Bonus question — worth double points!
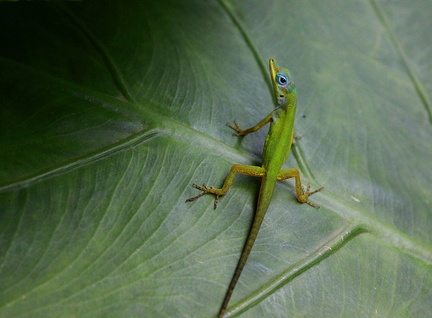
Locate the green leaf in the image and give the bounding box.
[1,1,431,317]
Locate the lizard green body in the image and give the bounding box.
[187,58,323,317]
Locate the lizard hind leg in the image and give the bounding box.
[276,168,323,208]
[186,184,221,209]
[186,164,266,209]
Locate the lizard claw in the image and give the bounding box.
[185,183,208,202]
[186,183,220,209]
[226,120,245,136]
[303,185,324,208]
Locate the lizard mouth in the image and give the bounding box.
[269,59,278,81]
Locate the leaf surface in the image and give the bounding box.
[0,1,431,317]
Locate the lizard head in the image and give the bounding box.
[269,58,296,106]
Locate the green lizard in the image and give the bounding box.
[186,58,323,317]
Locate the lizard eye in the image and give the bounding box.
[276,73,288,87]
